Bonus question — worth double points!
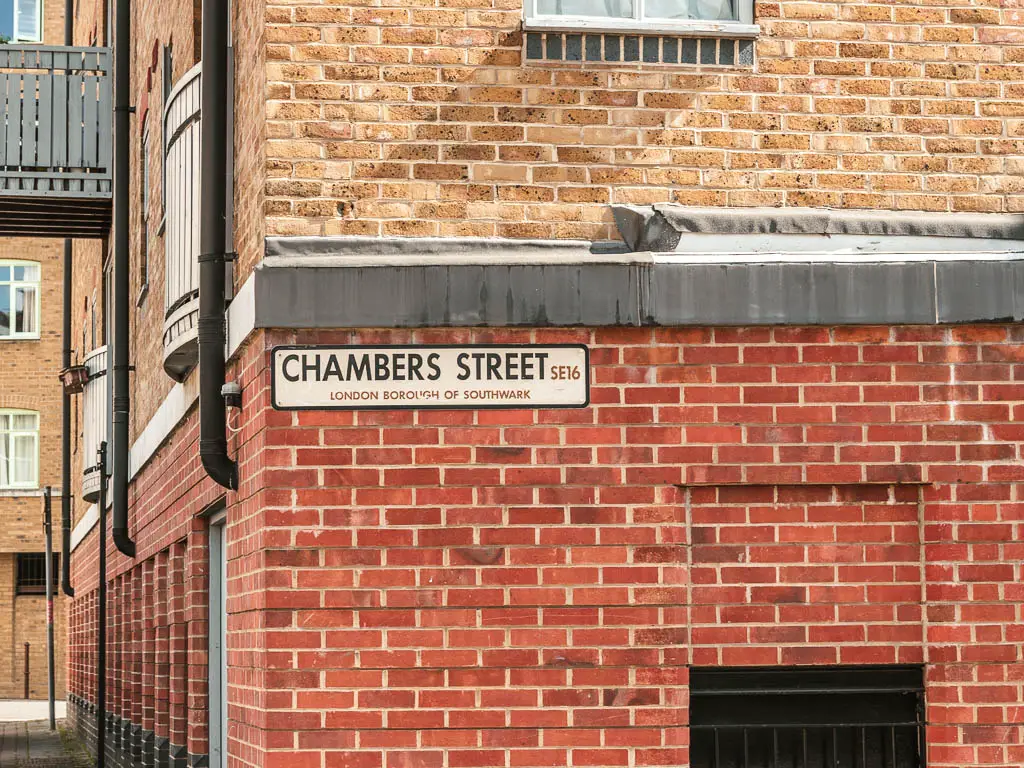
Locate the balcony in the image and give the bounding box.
[80,345,108,503]
[0,46,112,239]
[163,64,200,381]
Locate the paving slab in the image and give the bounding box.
[0,719,91,767]
[0,702,67,723]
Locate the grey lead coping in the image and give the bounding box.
[258,207,1024,327]
[613,205,1024,251]
[253,257,1024,328]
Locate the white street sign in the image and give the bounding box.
[271,345,590,410]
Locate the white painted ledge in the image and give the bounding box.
[227,272,255,361]
[70,504,98,553]
[128,376,200,481]
[0,488,63,498]
[523,17,759,37]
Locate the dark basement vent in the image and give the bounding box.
[690,666,926,768]
[525,32,754,67]
[16,552,59,595]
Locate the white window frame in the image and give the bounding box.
[523,0,757,37]
[0,260,41,340]
[139,128,151,304]
[12,0,43,43]
[0,409,40,489]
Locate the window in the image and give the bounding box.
[15,553,59,595]
[0,0,42,43]
[690,666,925,768]
[524,0,755,32]
[139,130,151,302]
[0,410,39,488]
[162,44,173,216]
[90,289,97,350]
[0,261,40,339]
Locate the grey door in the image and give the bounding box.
[208,513,227,768]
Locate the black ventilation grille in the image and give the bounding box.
[16,552,59,595]
[525,32,754,67]
[690,666,926,768]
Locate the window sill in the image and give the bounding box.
[0,334,41,342]
[0,486,41,495]
[523,17,759,38]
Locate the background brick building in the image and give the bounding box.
[39,0,1024,766]
[0,0,71,699]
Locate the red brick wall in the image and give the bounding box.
[70,324,1024,767]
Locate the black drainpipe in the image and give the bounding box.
[59,0,75,597]
[60,241,74,597]
[198,0,238,490]
[111,0,136,557]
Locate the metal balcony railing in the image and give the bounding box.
[80,345,108,503]
[0,46,112,238]
[163,63,201,381]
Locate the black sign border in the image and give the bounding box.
[270,343,591,411]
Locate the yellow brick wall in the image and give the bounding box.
[127,0,201,434]
[262,0,1024,241]
[41,0,64,44]
[0,239,64,547]
[69,0,201,456]
[0,551,67,699]
[0,0,72,701]
[69,0,263,449]
[233,0,268,281]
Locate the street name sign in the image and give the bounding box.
[271,345,590,410]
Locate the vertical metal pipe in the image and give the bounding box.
[23,643,29,699]
[97,442,108,768]
[60,240,74,598]
[60,0,75,602]
[112,0,136,558]
[198,0,238,491]
[44,487,56,729]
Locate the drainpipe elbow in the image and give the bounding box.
[201,439,238,491]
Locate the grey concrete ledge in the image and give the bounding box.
[253,255,1024,327]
